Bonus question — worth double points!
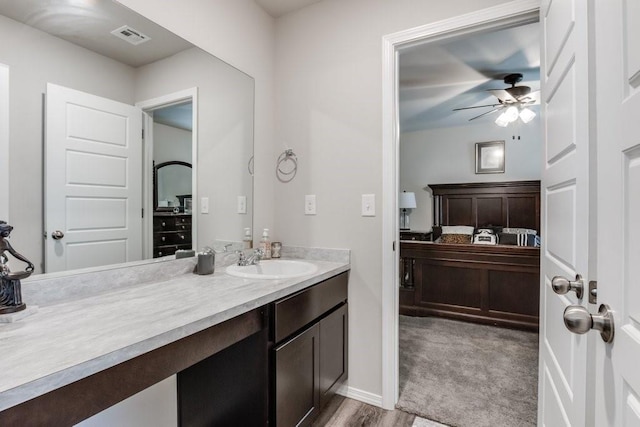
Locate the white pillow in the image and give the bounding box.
[441,225,475,235]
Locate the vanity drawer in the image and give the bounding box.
[272,272,348,343]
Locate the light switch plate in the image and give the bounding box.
[362,194,375,216]
[305,195,317,215]
[237,195,247,214]
[201,197,209,214]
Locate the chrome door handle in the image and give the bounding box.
[563,304,614,343]
[51,230,65,240]
[552,274,584,299]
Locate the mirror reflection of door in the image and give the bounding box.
[150,101,194,258]
[45,83,143,273]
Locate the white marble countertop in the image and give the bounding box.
[0,257,349,412]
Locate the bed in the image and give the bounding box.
[399,180,541,331]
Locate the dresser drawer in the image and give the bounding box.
[154,215,192,231]
[154,231,191,246]
[272,272,348,343]
[154,243,191,258]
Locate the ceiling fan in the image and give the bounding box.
[454,73,540,126]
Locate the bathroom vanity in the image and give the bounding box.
[0,251,349,426]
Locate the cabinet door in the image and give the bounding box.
[319,304,348,408]
[274,323,320,427]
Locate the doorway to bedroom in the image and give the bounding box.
[395,20,542,427]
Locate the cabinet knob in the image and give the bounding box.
[162,236,166,242]
[161,222,166,227]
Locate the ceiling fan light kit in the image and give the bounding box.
[455,73,539,127]
[495,105,536,127]
[519,107,536,123]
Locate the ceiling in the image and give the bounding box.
[154,102,193,131]
[254,0,322,18]
[399,22,540,132]
[0,0,193,67]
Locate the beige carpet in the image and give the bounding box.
[397,316,538,427]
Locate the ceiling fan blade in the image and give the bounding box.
[453,103,502,111]
[488,89,517,103]
[468,107,503,121]
[517,90,540,105]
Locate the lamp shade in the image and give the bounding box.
[399,191,417,209]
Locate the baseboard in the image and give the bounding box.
[336,385,383,408]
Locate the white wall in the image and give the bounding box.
[117,0,276,242]
[0,14,136,273]
[136,47,254,247]
[273,0,512,399]
[400,117,542,231]
[0,64,8,223]
[76,376,177,427]
[153,123,192,165]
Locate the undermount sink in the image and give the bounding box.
[226,260,318,279]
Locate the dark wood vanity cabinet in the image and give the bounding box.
[271,272,349,427]
[153,214,192,257]
[178,328,269,427]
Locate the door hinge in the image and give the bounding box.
[141,128,144,139]
[393,241,396,251]
[141,208,144,219]
[589,280,597,304]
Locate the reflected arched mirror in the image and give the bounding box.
[154,161,192,212]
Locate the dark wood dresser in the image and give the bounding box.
[153,213,192,257]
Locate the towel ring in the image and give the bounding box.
[276,149,297,183]
[247,155,254,176]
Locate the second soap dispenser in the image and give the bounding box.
[260,228,272,259]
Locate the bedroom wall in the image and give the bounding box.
[400,116,542,231]
[153,123,192,165]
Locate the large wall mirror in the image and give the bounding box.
[0,0,254,274]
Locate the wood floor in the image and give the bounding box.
[313,395,416,427]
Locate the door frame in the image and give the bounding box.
[380,0,540,410]
[136,88,199,259]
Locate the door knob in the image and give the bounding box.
[552,274,584,299]
[563,304,614,343]
[51,230,65,240]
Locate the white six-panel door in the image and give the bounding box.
[538,0,592,425]
[594,0,640,425]
[45,83,142,273]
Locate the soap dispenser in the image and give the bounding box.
[260,229,272,259]
[243,227,253,249]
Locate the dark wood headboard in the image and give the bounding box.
[428,180,541,232]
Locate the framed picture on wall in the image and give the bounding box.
[475,141,505,174]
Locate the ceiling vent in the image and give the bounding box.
[110,25,151,46]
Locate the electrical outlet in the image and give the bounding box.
[362,194,375,216]
[201,197,209,214]
[237,195,247,214]
[305,195,317,215]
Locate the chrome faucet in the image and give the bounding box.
[236,248,264,266]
